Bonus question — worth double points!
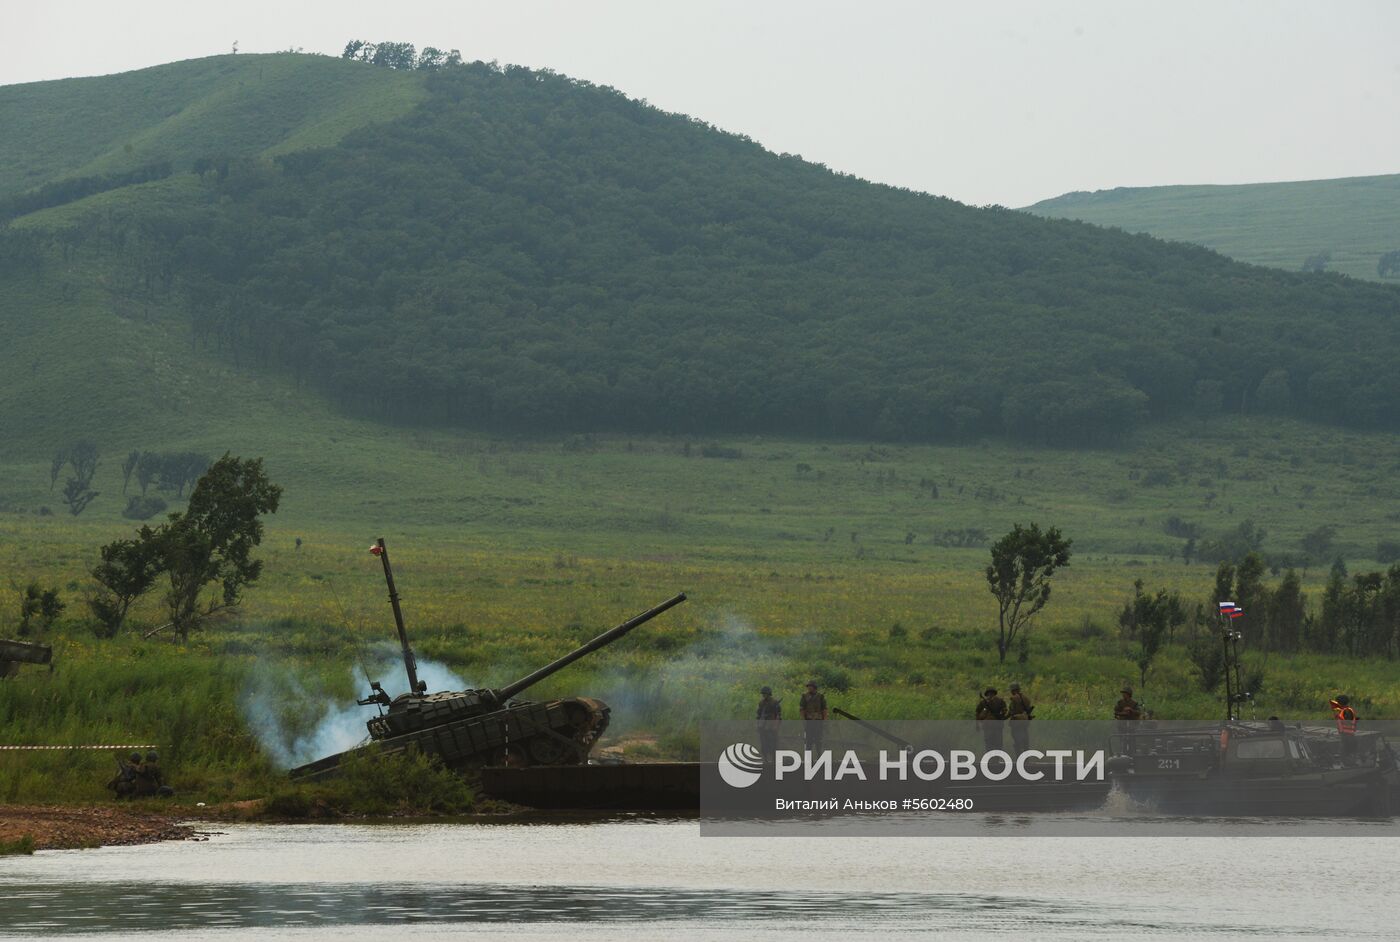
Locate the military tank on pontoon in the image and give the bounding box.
[290,538,685,781]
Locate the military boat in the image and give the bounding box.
[291,539,685,780]
[1106,617,1398,817]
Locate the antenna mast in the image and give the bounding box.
[371,537,423,696]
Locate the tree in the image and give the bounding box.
[121,450,141,494]
[89,529,163,637]
[1301,251,1331,273]
[18,582,63,635]
[49,450,66,492]
[1268,569,1306,653]
[155,454,282,640]
[1378,250,1400,279]
[1300,525,1338,564]
[135,451,161,496]
[1311,558,1348,653]
[985,523,1072,662]
[1255,369,1292,413]
[1119,579,1186,690]
[370,41,417,70]
[61,440,100,515]
[1234,553,1268,626]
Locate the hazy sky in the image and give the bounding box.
[7,0,1399,206]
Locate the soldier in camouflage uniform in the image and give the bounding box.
[755,686,782,764]
[1007,682,1034,756]
[799,680,828,754]
[975,687,1008,752]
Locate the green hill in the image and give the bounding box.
[2,53,1399,457]
[0,54,423,199]
[1024,175,1400,283]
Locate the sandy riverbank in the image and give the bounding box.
[0,805,197,851]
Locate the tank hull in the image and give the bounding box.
[289,696,610,782]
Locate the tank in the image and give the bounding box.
[0,638,52,679]
[290,538,685,781]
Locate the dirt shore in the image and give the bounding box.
[0,805,197,851]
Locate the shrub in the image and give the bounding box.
[1162,515,1202,539]
[18,583,62,636]
[303,748,474,816]
[1140,468,1176,487]
[122,495,168,520]
[0,835,35,856]
[931,528,988,548]
[264,789,313,818]
[810,666,853,694]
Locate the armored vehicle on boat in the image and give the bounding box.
[290,539,685,781]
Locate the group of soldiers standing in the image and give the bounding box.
[757,679,1138,760]
[755,680,828,762]
[977,683,1148,754]
[973,684,1036,755]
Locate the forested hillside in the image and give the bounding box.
[1026,175,1400,283]
[3,53,1399,448]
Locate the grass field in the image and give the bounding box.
[1025,174,1400,282]
[3,411,1400,806]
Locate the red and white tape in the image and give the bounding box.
[0,745,159,751]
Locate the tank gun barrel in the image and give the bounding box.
[832,707,914,753]
[493,593,687,702]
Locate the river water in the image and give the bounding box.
[3,815,1398,939]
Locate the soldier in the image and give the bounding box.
[799,680,828,754]
[975,687,1008,752]
[1114,686,1142,752]
[135,750,164,797]
[106,752,142,800]
[1007,682,1034,756]
[1113,687,1143,723]
[755,685,782,764]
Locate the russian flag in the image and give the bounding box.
[1228,606,1245,619]
[1218,601,1236,610]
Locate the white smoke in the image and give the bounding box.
[241,648,471,769]
[596,609,781,740]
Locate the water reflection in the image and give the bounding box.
[0,819,1389,939]
[0,881,1232,935]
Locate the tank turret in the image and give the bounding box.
[289,539,685,780]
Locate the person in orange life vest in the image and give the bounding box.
[1330,694,1359,764]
